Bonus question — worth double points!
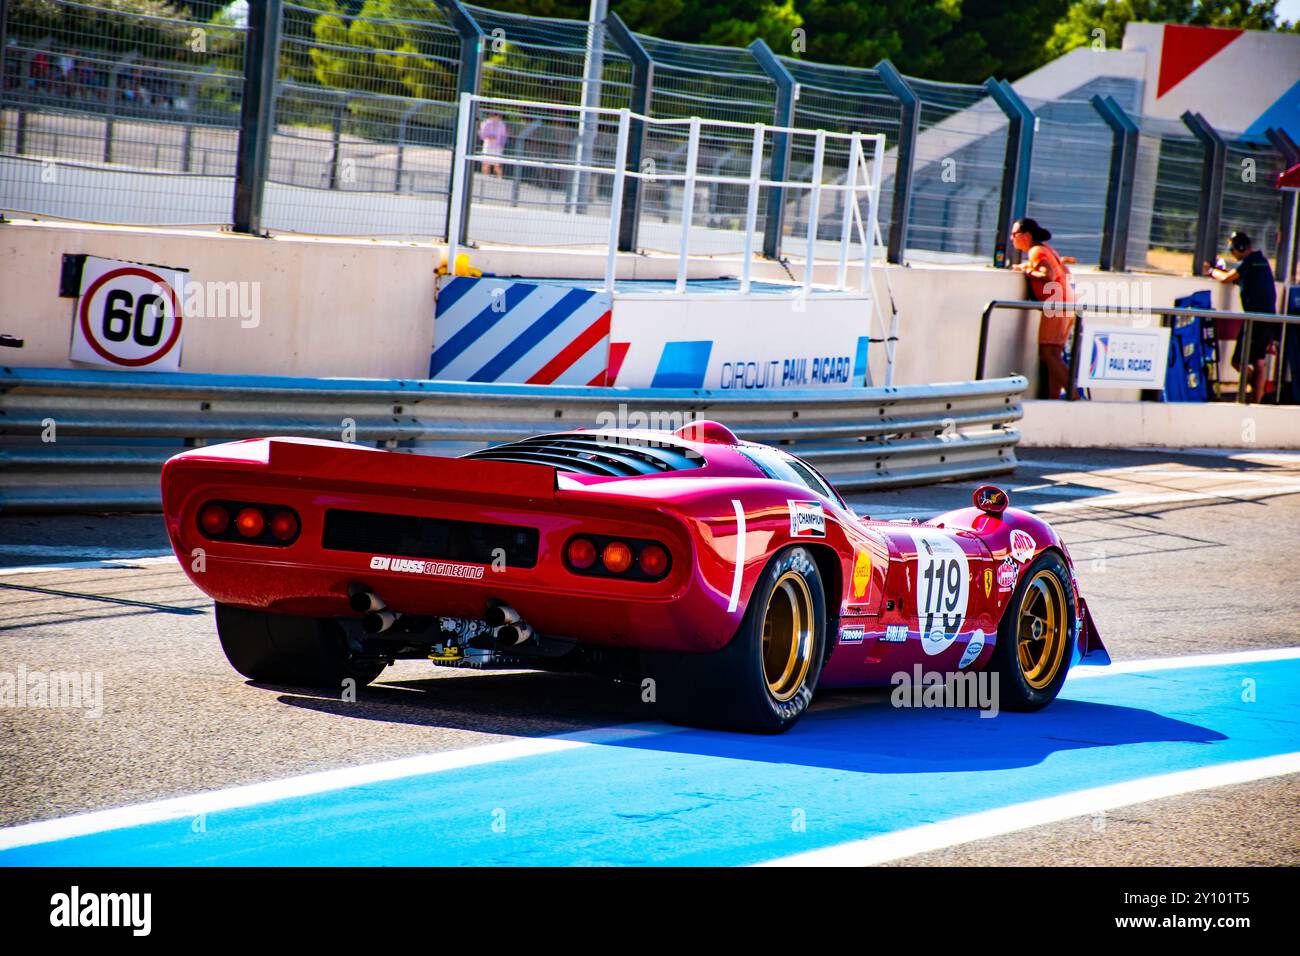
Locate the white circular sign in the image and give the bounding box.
[77,266,184,367]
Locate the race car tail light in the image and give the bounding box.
[269,510,299,542]
[638,544,669,577]
[566,537,597,570]
[563,534,671,582]
[235,507,265,538]
[199,502,229,536]
[198,500,300,547]
[602,541,633,574]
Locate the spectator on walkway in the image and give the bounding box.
[478,112,508,178]
[1011,217,1076,400]
[30,51,52,94]
[1205,231,1278,402]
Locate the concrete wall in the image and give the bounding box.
[1020,399,1300,449]
[0,219,1255,390]
[0,219,437,378]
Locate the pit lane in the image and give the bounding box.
[2,447,1298,865]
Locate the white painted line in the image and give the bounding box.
[757,751,1300,867]
[1138,449,1300,464]
[1019,455,1300,473]
[0,722,677,852]
[852,477,1300,520]
[1068,646,1300,679]
[1097,470,1300,483]
[0,555,178,576]
[727,498,745,613]
[1030,482,1300,514]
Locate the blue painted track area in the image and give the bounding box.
[3,656,1297,866]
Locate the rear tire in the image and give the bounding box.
[990,550,1076,711]
[649,546,827,734]
[215,603,386,689]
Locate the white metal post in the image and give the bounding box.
[676,117,701,295]
[740,122,765,294]
[864,134,884,295]
[605,108,631,293]
[446,90,474,274]
[803,128,826,293]
[867,134,897,386]
[836,133,860,289]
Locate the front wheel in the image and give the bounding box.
[990,550,1076,710]
[648,546,827,734]
[215,603,387,689]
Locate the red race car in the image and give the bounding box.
[161,421,1109,733]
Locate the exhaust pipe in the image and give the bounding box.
[363,609,402,634]
[484,601,521,628]
[349,584,386,614]
[467,620,535,649]
[493,622,534,646]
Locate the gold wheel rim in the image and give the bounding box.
[1017,569,1067,689]
[761,570,814,702]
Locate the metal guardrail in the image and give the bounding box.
[0,368,1026,513]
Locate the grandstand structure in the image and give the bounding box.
[0,0,1295,279]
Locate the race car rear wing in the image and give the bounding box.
[163,437,557,505]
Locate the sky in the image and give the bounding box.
[1278,0,1300,26]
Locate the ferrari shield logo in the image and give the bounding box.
[852,550,872,599]
[983,568,993,598]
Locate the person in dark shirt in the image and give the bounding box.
[1205,231,1278,402]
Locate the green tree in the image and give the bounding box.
[793,0,960,77]
[943,0,1072,84]
[9,0,199,55]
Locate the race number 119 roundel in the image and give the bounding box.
[71,256,187,371]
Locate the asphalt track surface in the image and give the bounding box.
[1,447,1298,866]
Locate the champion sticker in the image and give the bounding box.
[369,555,486,580]
[880,624,908,643]
[1009,529,1037,564]
[958,628,986,668]
[839,625,866,645]
[788,500,826,538]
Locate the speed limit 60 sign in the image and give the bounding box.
[70,256,187,371]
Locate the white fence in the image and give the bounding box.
[447,93,886,296]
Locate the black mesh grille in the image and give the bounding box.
[322,510,539,568]
[463,434,703,478]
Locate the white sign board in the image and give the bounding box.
[609,293,872,390]
[1076,323,1170,390]
[71,256,187,371]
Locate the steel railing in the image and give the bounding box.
[448,92,886,296]
[976,298,1300,403]
[0,367,1026,512]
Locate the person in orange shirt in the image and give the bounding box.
[1011,217,1076,400]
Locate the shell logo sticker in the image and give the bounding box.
[1009,529,1037,564]
[852,550,872,599]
